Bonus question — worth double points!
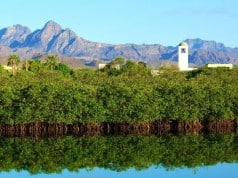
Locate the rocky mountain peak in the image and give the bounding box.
[63,28,77,38]
[0,24,31,47]
[22,20,63,50]
[46,28,78,54]
[0,21,238,66]
[40,20,62,42]
[43,20,62,33]
[13,24,30,31]
[185,38,226,51]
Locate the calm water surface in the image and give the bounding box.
[0,134,238,177]
[2,163,238,178]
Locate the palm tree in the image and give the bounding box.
[7,54,20,75]
[23,60,30,71]
[46,55,58,70]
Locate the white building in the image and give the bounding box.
[178,41,189,71]
[3,65,13,71]
[207,63,233,69]
[178,41,233,71]
[178,41,196,71]
[98,63,106,69]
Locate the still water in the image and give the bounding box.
[2,164,238,178]
[0,134,238,177]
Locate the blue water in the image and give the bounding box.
[2,163,238,178]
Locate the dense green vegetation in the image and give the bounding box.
[0,134,237,174]
[0,55,238,124]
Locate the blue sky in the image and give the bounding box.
[1,0,238,47]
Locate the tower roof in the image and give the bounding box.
[179,41,188,47]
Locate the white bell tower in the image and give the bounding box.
[178,41,189,71]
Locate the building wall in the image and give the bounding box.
[98,64,106,69]
[3,65,13,71]
[207,64,233,69]
[178,46,188,71]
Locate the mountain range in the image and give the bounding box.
[0,20,238,67]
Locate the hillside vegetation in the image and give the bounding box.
[0,56,238,124]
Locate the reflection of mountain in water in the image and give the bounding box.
[0,134,237,174]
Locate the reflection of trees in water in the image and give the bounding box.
[0,134,237,174]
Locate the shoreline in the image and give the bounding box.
[0,120,236,137]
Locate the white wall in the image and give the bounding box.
[178,46,188,71]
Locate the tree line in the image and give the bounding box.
[0,55,238,124]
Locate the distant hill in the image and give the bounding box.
[0,20,238,67]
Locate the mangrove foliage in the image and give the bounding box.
[0,56,238,124]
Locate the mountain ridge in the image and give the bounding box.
[0,20,238,66]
